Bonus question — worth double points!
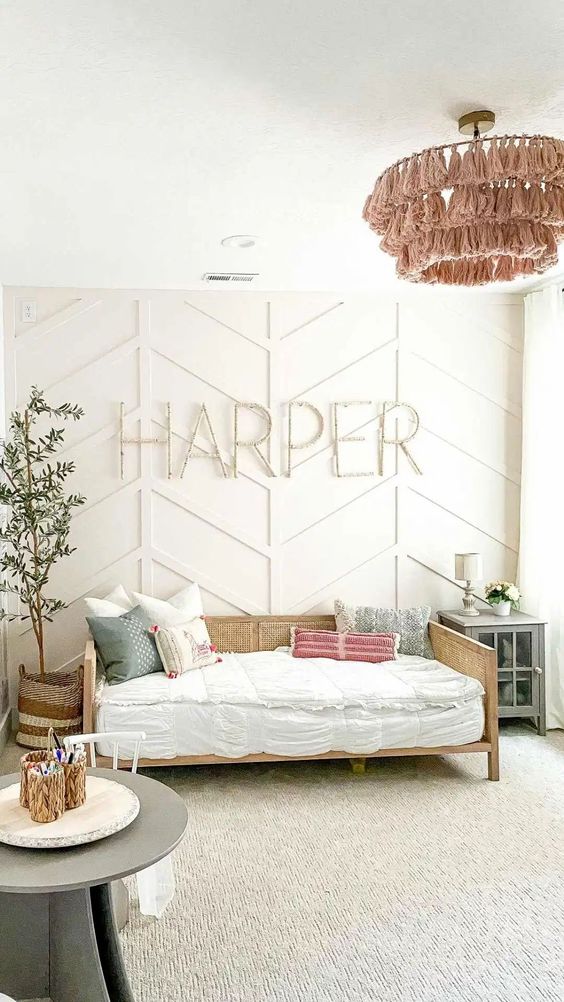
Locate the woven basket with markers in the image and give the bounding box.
[62,755,87,810]
[51,731,87,810]
[19,748,55,808]
[20,728,87,818]
[27,763,65,823]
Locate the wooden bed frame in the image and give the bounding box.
[83,616,499,780]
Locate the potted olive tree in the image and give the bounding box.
[0,387,86,748]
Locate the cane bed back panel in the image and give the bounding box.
[206,616,336,653]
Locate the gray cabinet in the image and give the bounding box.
[437,611,546,735]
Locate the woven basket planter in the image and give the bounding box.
[27,766,65,823]
[19,749,55,808]
[16,665,84,750]
[63,759,87,810]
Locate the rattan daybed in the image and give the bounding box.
[83,615,499,780]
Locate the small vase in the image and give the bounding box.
[492,601,511,617]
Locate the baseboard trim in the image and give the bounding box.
[0,707,11,755]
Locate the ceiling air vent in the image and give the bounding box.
[202,272,258,284]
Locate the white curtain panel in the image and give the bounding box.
[137,856,176,918]
[520,283,564,728]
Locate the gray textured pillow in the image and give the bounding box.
[334,600,434,659]
[86,605,163,685]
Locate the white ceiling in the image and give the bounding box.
[2,1,564,292]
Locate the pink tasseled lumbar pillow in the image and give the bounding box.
[291,628,399,663]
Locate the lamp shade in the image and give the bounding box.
[455,552,482,581]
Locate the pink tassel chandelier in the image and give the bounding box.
[362,110,564,285]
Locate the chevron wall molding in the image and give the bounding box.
[3,288,523,701]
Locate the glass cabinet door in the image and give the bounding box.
[473,626,539,716]
[498,671,514,708]
[516,671,533,706]
[516,631,532,669]
[514,630,538,712]
[497,633,514,673]
[477,632,495,650]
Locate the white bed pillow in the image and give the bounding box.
[132,583,204,627]
[84,584,133,618]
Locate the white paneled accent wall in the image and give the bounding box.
[3,289,523,698]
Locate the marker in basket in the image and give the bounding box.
[30,762,62,776]
[66,744,86,765]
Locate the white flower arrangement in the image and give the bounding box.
[484,580,521,608]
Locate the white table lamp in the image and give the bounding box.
[455,552,482,616]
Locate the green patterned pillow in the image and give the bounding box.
[334,600,434,659]
[86,605,163,685]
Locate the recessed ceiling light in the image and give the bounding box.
[221,234,258,249]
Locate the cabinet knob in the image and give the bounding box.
[534,666,543,675]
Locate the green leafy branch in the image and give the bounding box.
[0,387,86,676]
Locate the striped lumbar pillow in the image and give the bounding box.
[292,628,399,663]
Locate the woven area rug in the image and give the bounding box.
[119,725,564,1002]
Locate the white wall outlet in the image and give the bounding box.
[21,300,37,323]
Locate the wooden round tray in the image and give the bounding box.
[0,775,140,849]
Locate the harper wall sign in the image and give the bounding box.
[119,399,422,480]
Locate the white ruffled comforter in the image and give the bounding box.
[98,649,483,710]
[96,651,485,759]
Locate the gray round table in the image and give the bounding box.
[0,768,188,1002]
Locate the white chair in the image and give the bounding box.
[64,731,176,920]
[64,730,145,772]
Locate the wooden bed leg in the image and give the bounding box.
[349,758,366,775]
[488,748,500,782]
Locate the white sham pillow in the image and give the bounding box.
[84,584,133,618]
[132,583,204,627]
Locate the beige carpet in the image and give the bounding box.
[120,726,564,1002]
[2,728,563,1002]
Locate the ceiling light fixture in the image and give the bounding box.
[362,110,564,285]
[221,235,258,249]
